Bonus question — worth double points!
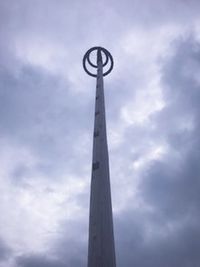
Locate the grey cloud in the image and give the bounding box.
[49,216,88,267]
[134,36,200,266]
[141,37,200,222]
[103,35,200,267]
[0,60,93,183]
[0,238,12,261]
[16,254,66,267]
[110,0,200,26]
[15,218,89,267]
[115,204,200,267]
[16,253,85,267]
[116,214,200,267]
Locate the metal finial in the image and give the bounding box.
[83,46,114,77]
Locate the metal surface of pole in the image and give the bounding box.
[83,47,116,267]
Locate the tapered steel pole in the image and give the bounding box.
[83,47,116,267]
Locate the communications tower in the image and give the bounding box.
[83,47,116,267]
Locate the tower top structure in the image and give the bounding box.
[83,47,116,267]
[83,46,114,77]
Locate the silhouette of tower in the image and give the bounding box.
[83,47,116,267]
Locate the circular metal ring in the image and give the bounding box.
[87,47,109,68]
[83,46,114,77]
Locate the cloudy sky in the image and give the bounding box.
[1,0,200,266]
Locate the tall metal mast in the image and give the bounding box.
[83,47,116,267]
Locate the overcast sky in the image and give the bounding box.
[1,0,200,266]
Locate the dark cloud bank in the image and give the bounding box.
[114,36,200,267]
